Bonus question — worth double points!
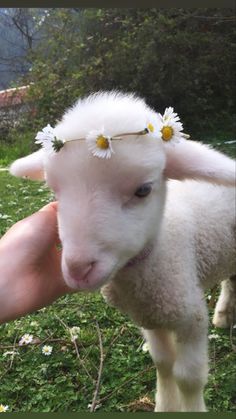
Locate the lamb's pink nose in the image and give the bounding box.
[65,257,95,282]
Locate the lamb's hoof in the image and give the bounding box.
[213,310,235,329]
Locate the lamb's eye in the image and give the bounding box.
[135,183,152,198]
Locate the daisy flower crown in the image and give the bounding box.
[35,107,190,159]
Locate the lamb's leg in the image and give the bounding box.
[213,276,236,328]
[173,312,208,412]
[142,328,181,412]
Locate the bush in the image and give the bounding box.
[23,8,236,139]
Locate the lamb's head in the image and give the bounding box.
[46,133,166,290]
[36,92,167,290]
[10,92,236,291]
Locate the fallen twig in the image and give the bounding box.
[90,321,104,412]
[9,334,18,369]
[103,325,126,362]
[0,338,71,349]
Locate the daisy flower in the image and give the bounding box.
[19,333,33,346]
[146,113,163,139]
[42,345,53,356]
[159,108,184,143]
[147,122,155,134]
[0,404,9,413]
[162,107,181,124]
[146,109,186,144]
[35,124,65,153]
[86,129,114,159]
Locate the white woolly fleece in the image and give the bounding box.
[54,91,157,140]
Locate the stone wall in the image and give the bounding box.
[0,86,34,137]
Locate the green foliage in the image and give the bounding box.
[20,8,236,139]
[0,169,235,413]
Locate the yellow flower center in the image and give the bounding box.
[161,126,174,141]
[147,123,154,133]
[96,135,109,149]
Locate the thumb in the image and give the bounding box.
[39,201,58,214]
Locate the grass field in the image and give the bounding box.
[0,141,235,412]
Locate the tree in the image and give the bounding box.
[0,8,47,88]
[12,8,236,137]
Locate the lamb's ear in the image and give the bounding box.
[9,149,45,180]
[164,140,235,186]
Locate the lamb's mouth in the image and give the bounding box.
[63,272,108,291]
[63,245,153,291]
[124,243,154,268]
[63,265,118,292]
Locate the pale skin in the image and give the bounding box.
[0,202,72,324]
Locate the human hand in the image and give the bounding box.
[0,202,72,324]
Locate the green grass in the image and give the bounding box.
[0,145,235,412]
[0,130,37,167]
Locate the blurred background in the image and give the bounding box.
[0,8,235,166]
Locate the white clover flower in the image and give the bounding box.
[70,326,81,342]
[87,403,101,411]
[30,321,39,327]
[86,129,114,159]
[70,326,81,335]
[0,404,9,413]
[142,342,149,353]
[208,333,220,340]
[42,345,53,356]
[19,333,33,346]
[35,124,65,153]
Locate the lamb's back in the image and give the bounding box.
[165,180,236,288]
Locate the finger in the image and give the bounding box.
[1,201,61,257]
[38,201,61,246]
[39,201,58,213]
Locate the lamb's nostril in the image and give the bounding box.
[65,257,96,281]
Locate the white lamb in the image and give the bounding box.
[10,92,236,412]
